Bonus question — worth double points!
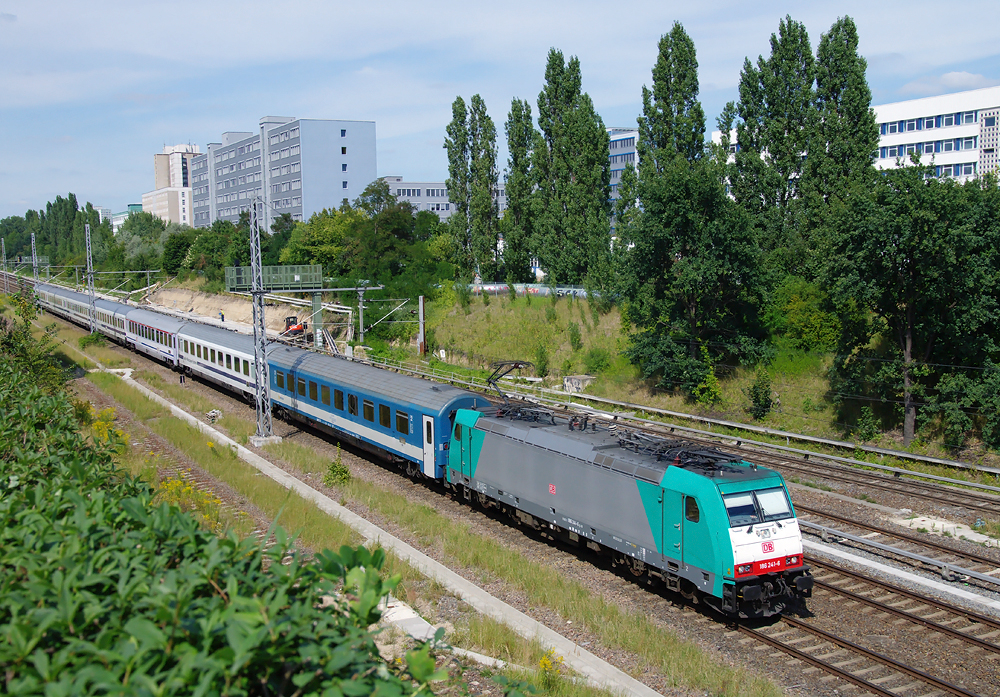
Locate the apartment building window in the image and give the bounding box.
[985,116,997,127]
[341,147,347,154]
[342,163,347,171]
[342,181,348,188]
[341,129,346,137]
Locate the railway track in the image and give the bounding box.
[739,615,981,697]
[797,505,1000,583]
[809,559,1000,654]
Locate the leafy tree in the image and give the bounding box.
[532,49,611,284]
[502,97,536,283]
[801,16,878,244]
[731,15,816,274]
[264,212,295,265]
[444,96,472,274]
[162,229,195,274]
[468,95,501,282]
[824,162,1000,446]
[0,287,66,393]
[616,24,766,395]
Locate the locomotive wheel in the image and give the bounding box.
[405,460,419,477]
[475,490,491,508]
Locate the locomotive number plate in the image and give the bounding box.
[761,541,774,553]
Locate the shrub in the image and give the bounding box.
[545,306,557,323]
[535,344,549,379]
[855,405,879,443]
[744,369,773,420]
[583,347,612,374]
[568,322,582,351]
[323,444,351,486]
[78,332,107,349]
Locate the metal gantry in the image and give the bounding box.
[85,223,96,333]
[249,198,274,439]
[1,238,7,294]
[31,233,38,282]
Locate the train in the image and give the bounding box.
[27,280,813,618]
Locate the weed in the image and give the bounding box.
[545,306,558,324]
[78,333,107,349]
[583,347,611,374]
[538,649,565,691]
[323,445,351,486]
[744,370,773,420]
[535,344,549,379]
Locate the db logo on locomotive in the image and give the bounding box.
[761,541,775,553]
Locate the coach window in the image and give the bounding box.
[348,394,357,415]
[321,385,330,405]
[243,359,250,376]
[685,496,700,524]
[197,344,202,358]
[218,352,224,367]
[396,410,408,434]
[363,399,374,422]
[379,404,390,428]
[297,377,306,396]
[226,354,232,370]
[183,340,188,353]
[335,389,344,410]
[211,349,216,363]
[309,381,318,401]
[276,371,285,389]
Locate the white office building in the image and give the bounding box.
[873,85,1000,181]
[190,117,377,229]
[383,176,507,220]
[608,127,638,201]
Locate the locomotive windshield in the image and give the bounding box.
[723,487,793,527]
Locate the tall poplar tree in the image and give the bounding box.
[801,16,879,234]
[468,95,500,282]
[444,97,472,274]
[731,15,816,273]
[616,23,764,397]
[501,97,536,283]
[533,49,611,284]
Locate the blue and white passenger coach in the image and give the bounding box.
[177,322,258,401]
[268,345,484,476]
[125,308,185,367]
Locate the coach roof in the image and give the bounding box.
[125,307,188,333]
[179,322,257,354]
[269,345,479,413]
[36,283,132,315]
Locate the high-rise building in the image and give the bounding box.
[142,144,200,226]
[190,117,377,229]
[382,176,508,220]
[873,85,1000,181]
[608,127,638,201]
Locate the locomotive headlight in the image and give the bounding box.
[736,563,754,575]
[785,555,800,566]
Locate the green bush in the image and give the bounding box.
[568,322,582,351]
[323,444,351,486]
[0,362,442,695]
[583,347,611,374]
[744,369,773,420]
[78,332,107,349]
[855,405,879,443]
[545,306,557,324]
[535,344,549,379]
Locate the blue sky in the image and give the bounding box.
[2,0,999,218]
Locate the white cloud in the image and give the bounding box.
[900,71,1000,96]
[0,12,16,22]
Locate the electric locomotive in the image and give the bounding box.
[448,405,813,618]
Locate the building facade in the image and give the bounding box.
[873,85,1000,181]
[608,127,638,201]
[111,204,143,234]
[383,176,510,220]
[142,144,200,226]
[190,117,377,229]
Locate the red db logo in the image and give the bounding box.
[548,484,556,495]
[761,541,774,553]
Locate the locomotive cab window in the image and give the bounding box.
[722,487,792,527]
[275,371,284,389]
[454,423,462,439]
[321,385,330,405]
[395,410,408,433]
[348,394,357,415]
[309,381,318,401]
[335,389,344,410]
[363,399,374,422]
[685,496,700,523]
[379,404,390,428]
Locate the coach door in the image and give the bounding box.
[421,415,436,477]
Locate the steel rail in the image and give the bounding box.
[798,504,1000,571]
[779,616,981,697]
[813,578,1000,653]
[736,624,900,697]
[809,559,1000,632]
